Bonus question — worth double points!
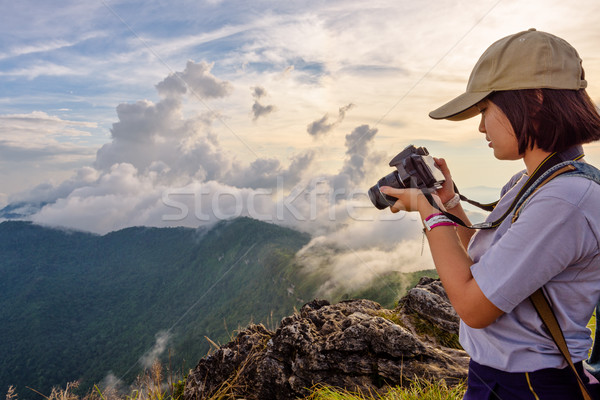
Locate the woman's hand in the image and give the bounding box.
[433,157,456,204]
[380,158,455,213]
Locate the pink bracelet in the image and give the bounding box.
[423,213,457,231]
[428,221,458,229]
[424,212,444,222]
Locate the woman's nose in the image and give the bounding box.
[478,114,486,133]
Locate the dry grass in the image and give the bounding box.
[304,378,466,400]
[8,360,465,400]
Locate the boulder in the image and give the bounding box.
[184,277,468,400]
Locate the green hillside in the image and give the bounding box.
[0,218,436,397]
[0,218,313,397]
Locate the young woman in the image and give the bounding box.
[381,29,600,399]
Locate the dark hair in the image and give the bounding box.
[489,88,600,154]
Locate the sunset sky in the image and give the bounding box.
[2,0,600,281]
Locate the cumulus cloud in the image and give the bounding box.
[156,60,232,99]
[250,85,276,121]
[94,97,230,181]
[327,124,379,195]
[252,86,267,99]
[307,103,355,137]
[252,102,275,121]
[9,61,309,233]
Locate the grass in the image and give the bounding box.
[15,297,596,400]
[300,378,466,400]
[7,362,466,400]
[8,361,186,400]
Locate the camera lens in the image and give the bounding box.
[368,171,404,209]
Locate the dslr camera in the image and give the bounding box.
[368,145,445,209]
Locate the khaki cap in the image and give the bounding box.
[429,28,587,121]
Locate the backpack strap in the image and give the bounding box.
[512,162,594,400]
[585,304,600,378]
[511,164,577,222]
[530,289,593,400]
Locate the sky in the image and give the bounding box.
[2,0,600,293]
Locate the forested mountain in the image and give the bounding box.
[0,218,435,398]
[1,218,315,397]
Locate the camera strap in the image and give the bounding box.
[424,147,585,230]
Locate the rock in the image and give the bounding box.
[396,276,461,348]
[184,277,469,400]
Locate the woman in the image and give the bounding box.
[381,29,600,399]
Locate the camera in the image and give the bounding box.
[368,145,445,209]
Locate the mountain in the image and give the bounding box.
[0,201,47,219]
[0,218,314,397]
[0,218,436,398]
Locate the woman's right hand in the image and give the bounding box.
[433,157,456,204]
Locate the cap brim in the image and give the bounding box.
[429,91,492,121]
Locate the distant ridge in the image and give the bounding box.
[0,201,48,219]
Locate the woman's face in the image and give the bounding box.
[477,100,520,160]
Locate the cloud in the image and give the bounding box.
[252,102,275,121]
[0,140,94,162]
[156,60,233,99]
[99,372,126,396]
[250,86,276,121]
[0,111,95,139]
[139,330,172,369]
[227,150,315,190]
[7,167,99,208]
[307,103,355,137]
[0,63,86,80]
[342,124,376,178]
[252,86,267,99]
[21,92,378,242]
[8,57,432,304]
[94,62,235,181]
[10,61,312,233]
[0,111,97,166]
[297,232,433,298]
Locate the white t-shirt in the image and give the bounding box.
[460,167,600,372]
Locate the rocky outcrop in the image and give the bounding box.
[184,277,468,400]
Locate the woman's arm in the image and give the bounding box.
[381,186,503,328]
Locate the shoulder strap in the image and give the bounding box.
[519,162,597,400]
[530,289,593,400]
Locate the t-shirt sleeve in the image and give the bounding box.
[471,181,596,313]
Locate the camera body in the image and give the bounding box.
[368,145,445,209]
